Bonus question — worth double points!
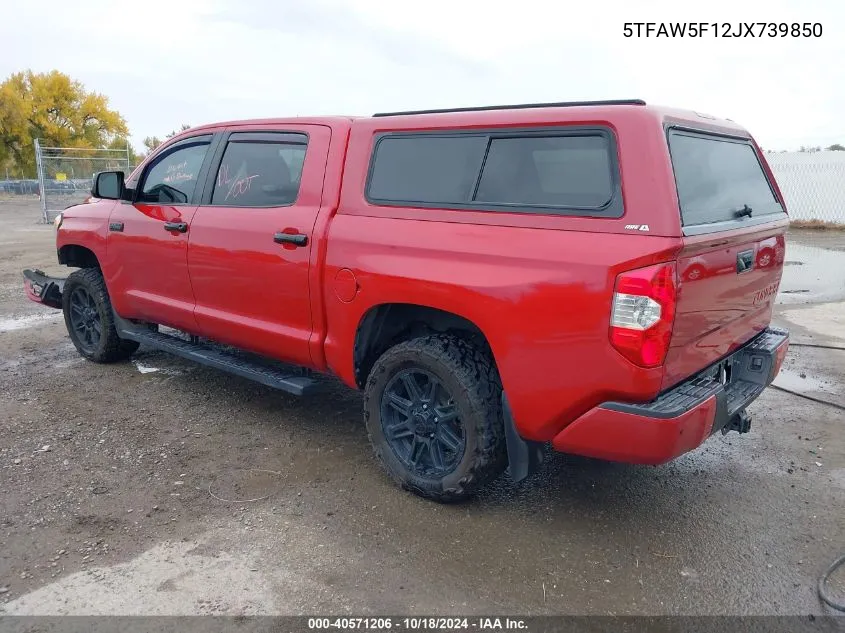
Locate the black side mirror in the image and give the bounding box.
[92,171,125,200]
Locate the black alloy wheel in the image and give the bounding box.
[67,285,102,354]
[380,368,466,478]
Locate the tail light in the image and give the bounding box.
[609,262,678,368]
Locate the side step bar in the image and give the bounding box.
[115,319,321,397]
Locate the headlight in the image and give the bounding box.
[53,213,63,230]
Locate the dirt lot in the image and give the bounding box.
[0,199,843,615]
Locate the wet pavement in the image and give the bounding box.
[0,200,843,616]
[778,229,845,305]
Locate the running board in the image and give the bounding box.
[117,326,321,396]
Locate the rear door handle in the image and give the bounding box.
[164,222,188,233]
[274,232,308,247]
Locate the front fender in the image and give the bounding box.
[55,200,115,267]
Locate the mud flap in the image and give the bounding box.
[502,392,544,482]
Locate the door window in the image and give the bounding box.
[138,141,210,204]
[211,137,307,207]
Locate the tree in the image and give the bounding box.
[167,124,191,139]
[142,136,163,154]
[0,70,128,176]
[106,136,141,172]
[138,124,191,160]
[826,143,845,151]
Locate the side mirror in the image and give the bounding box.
[92,171,125,200]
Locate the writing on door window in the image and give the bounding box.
[163,160,194,184]
[217,163,260,201]
[210,137,307,207]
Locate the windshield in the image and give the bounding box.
[668,130,783,226]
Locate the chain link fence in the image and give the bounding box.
[766,151,845,227]
[33,139,134,222]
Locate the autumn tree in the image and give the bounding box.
[0,70,128,177]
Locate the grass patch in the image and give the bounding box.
[790,219,845,230]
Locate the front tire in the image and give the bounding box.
[363,335,507,502]
[62,268,139,362]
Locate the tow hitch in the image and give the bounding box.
[23,269,65,309]
[723,409,752,435]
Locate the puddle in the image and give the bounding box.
[780,303,845,342]
[777,241,845,305]
[0,311,63,333]
[772,366,841,396]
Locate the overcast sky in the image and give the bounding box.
[3,0,843,151]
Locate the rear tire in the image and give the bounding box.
[363,335,507,502]
[62,268,139,362]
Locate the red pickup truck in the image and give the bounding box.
[24,100,789,502]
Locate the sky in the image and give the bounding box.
[2,0,843,152]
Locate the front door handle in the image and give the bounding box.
[274,232,308,247]
[164,222,188,233]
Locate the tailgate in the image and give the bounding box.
[662,128,788,389]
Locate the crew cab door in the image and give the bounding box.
[186,125,331,367]
[106,134,217,332]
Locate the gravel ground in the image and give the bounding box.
[0,199,843,615]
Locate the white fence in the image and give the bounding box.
[766,151,845,225]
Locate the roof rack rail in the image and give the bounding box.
[372,99,646,117]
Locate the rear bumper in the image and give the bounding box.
[552,327,789,464]
[23,269,65,309]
